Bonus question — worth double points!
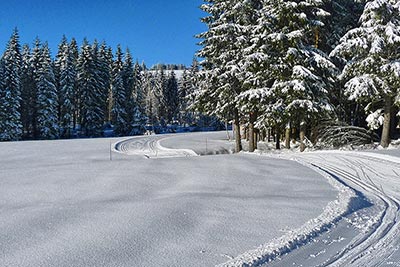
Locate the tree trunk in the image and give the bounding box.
[300,121,306,152]
[292,127,297,144]
[249,111,257,152]
[234,108,242,153]
[225,120,231,140]
[276,125,281,150]
[268,128,271,142]
[255,129,259,149]
[381,97,392,148]
[285,122,291,149]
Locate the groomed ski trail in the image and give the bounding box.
[302,152,400,267]
[114,135,198,158]
[115,134,400,266]
[223,151,400,267]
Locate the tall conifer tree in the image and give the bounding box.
[0,29,23,140]
[332,0,400,147]
[36,43,59,139]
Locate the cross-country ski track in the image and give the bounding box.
[254,151,400,267]
[115,133,400,266]
[0,132,399,266]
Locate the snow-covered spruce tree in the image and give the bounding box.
[35,43,59,139]
[77,39,104,137]
[131,61,147,133]
[54,36,68,120]
[181,58,201,127]
[178,69,192,125]
[20,44,36,139]
[29,39,44,139]
[122,48,136,134]
[319,0,366,53]
[317,0,366,122]
[0,59,5,137]
[143,70,158,127]
[154,68,168,126]
[196,0,259,152]
[164,70,179,124]
[0,29,23,141]
[96,42,111,125]
[331,0,400,148]
[56,36,77,138]
[99,45,114,124]
[69,38,80,129]
[111,45,128,136]
[240,0,336,151]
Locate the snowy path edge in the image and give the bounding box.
[218,154,355,267]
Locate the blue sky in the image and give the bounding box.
[0,0,206,67]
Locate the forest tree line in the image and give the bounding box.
[0,31,212,141]
[194,0,400,151]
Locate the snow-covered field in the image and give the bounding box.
[0,132,336,267]
[1,132,399,266]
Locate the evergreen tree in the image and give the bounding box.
[196,0,259,152]
[320,0,365,53]
[77,39,104,137]
[111,45,128,136]
[90,41,109,130]
[122,48,135,133]
[143,70,157,126]
[0,29,23,141]
[36,43,59,139]
[132,61,147,131]
[155,68,167,125]
[186,58,202,126]
[69,38,79,129]
[20,44,36,138]
[239,0,336,151]
[165,70,179,123]
[318,0,366,122]
[54,35,68,122]
[57,36,77,138]
[97,42,112,124]
[178,69,192,125]
[29,38,43,139]
[331,0,400,147]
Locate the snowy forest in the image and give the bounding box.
[1,0,400,151]
[0,32,214,141]
[195,0,400,152]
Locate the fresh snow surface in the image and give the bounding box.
[160,134,400,266]
[0,132,337,267]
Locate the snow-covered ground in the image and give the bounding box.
[0,132,336,267]
[1,132,399,266]
[267,151,400,267]
[155,133,400,266]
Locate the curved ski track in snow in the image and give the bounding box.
[115,135,400,266]
[114,135,198,158]
[222,152,400,267]
[307,152,400,267]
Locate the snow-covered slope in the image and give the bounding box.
[2,132,398,266]
[0,133,336,267]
